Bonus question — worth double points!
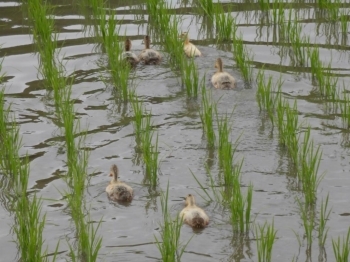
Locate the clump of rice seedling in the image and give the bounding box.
[332,227,350,262]
[214,5,236,42]
[196,0,215,17]
[339,9,349,35]
[298,127,323,206]
[256,69,283,124]
[181,59,201,98]
[255,220,277,262]
[199,86,216,148]
[318,195,331,247]
[155,183,191,262]
[232,33,254,84]
[288,18,308,67]
[0,90,52,261]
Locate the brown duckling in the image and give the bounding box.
[211,58,236,89]
[179,194,209,228]
[122,38,139,66]
[106,164,133,202]
[138,35,162,65]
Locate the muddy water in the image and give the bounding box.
[1,0,350,261]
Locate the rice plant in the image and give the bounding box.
[214,5,236,42]
[181,59,200,98]
[256,69,283,124]
[255,220,277,262]
[232,34,254,84]
[298,127,323,206]
[318,195,331,247]
[332,227,350,262]
[196,0,215,18]
[199,86,216,148]
[0,90,52,261]
[155,183,191,262]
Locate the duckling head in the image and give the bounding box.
[125,38,132,52]
[179,31,190,44]
[109,164,119,182]
[185,194,196,207]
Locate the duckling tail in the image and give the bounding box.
[192,216,205,228]
[118,186,133,202]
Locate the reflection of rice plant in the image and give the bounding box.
[214,5,236,42]
[255,220,277,262]
[199,87,216,148]
[155,183,190,262]
[297,199,315,250]
[332,227,350,262]
[318,195,331,247]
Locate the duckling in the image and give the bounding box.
[106,164,133,202]
[122,38,139,66]
[138,35,162,65]
[211,58,236,89]
[179,32,202,58]
[179,194,209,228]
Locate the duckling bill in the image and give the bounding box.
[106,164,133,202]
[179,194,209,228]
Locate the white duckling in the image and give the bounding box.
[106,164,133,202]
[211,58,236,89]
[179,32,202,58]
[179,194,209,228]
[122,38,139,66]
[138,35,162,64]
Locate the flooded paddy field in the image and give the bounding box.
[0,0,350,261]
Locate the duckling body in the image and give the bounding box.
[138,35,162,65]
[211,58,236,89]
[122,38,139,66]
[180,32,202,58]
[179,194,209,228]
[106,164,133,202]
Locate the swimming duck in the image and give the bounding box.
[106,164,133,202]
[138,35,162,64]
[211,58,236,89]
[179,194,209,228]
[179,32,202,58]
[122,38,139,66]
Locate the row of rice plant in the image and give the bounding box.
[89,0,133,101]
[129,93,159,188]
[0,87,54,261]
[24,0,103,260]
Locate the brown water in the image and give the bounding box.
[1,0,350,261]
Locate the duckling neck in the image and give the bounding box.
[125,42,131,52]
[184,36,190,45]
[145,39,150,49]
[217,62,223,73]
[110,176,118,184]
[187,197,196,207]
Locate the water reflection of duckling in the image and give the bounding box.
[122,38,139,66]
[106,164,133,202]
[211,58,236,89]
[138,35,162,64]
[179,32,202,57]
[179,194,209,228]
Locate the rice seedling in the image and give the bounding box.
[318,195,331,247]
[232,34,254,84]
[339,9,349,35]
[129,92,144,141]
[255,220,277,262]
[288,18,308,67]
[214,5,236,42]
[196,0,215,18]
[230,181,253,233]
[199,86,216,148]
[258,0,271,12]
[256,69,283,124]
[181,58,200,98]
[298,127,323,206]
[332,227,350,262]
[155,183,191,262]
[297,198,315,251]
[142,130,159,187]
[340,92,350,128]
[0,90,52,261]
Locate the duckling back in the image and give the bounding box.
[191,212,206,228]
[106,183,133,202]
[211,72,236,89]
[138,49,162,65]
[122,51,139,66]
